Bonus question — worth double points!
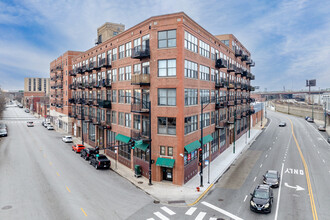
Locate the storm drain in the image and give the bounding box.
[2,205,12,210]
[137,181,143,184]
[218,198,224,202]
[168,200,185,204]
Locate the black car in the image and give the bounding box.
[279,122,286,127]
[307,117,314,123]
[327,137,330,144]
[81,147,99,160]
[90,154,110,169]
[250,184,273,213]
[263,170,280,188]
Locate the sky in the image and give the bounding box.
[0,0,329,92]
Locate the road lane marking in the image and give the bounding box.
[318,151,320,154]
[265,154,268,158]
[289,118,318,220]
[195,212,206,220]
[56,172,60,176]
[275,163,284,220]
[284,182,305,191]
[185,207,197,215]
[146,218,155,220]
[66,186,71,193]
[81,208,87,217]
[260,164,262,168]
[243,195,247,202]
[253,177,257,182]
[154,212,169,220]
[161,207,175,215]
[201,201,243,220]
[323,160,325,163]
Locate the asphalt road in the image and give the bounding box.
[0,106,154,220]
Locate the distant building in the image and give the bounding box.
[24,77,50,95]
[96,22,125,44]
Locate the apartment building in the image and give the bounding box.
[24,77,50,95]
[69,12,255,185]
[49,51,82,133]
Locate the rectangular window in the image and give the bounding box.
[142,62,150,74]
[118,112,124,126]
[119,44,125,59]
[184,31,198,53]
[200,112,210,128]
[160,146,166,156]
[199,40,210,58]
[184,88,198,106]
[168,147,173,156]
[211,47,216,60]
[184,60,198,79]
[112,111,117,124]
[125,42,131,57]
[158,30,176,48]
[133,115,141,130]
[158,88,176,106]
[112,69,117,82]
[112,90,117,103]
[112,48,117,61]
[119,67,125,81]
[125,66,131,80]
[134,64,141,75]
[200,65,210,81]
[125,90,131,104]
[125,113,131,127]
[184,115,198,135]
[200,89,210,103]
[158,117,176,135]
[158,59,176,77]
[118,90,125,103]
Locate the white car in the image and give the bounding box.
[27,121,34,127]
[62,136,73,143]
[44,122,50,128]
[47,125,54,130]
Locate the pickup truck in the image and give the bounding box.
[89,154,110,169]
[80,147,99,160]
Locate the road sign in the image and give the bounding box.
[205,160,209,165]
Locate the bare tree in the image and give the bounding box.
[0,88,6,118]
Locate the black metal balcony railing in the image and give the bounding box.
[69,83,76,90]
[131,74,150,85]
[249,60,255,67]
[94,81,101,88]
[82,65,87,73]
[98,100,111,109]
[235,49,242,57]
[235,67,242,75]
[131,45,150,60]
[215,119,227,129]
[93,99,100,106]
[77,67,83,74]
[84,115,92,122]
[86,98,93,106]
[68,98,75,104]
[246,58,253,65]
[69,70,76,76]
[92,117,101,125]
[88,62,95,72]
[227,81,235,89]
[241,54,248,61]
[215,58,228,69]
[227,63,236,72]
[131,128,150,141]
[227,116,234,124]
[131,102,150,113]
[242,69,248,77]
[101,78,111,88]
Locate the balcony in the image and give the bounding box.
[242,69,248,77]
[249,109,255,115]
[241,54,248,61]
[235,82,241,90]
[227,116,234,124]
[68,113,76,118]
[246,58,253,65]
[92,117,101,125]
[86,98,93,106]
[241,84,247,90]
[131,128,150,141]
[102,79,111,88]
[228,100,235,106]
[76,98,84,105]
[242,111,247,117]
[93,99,99,106]
[235,67,242,75]
[77,67,83,74]
[251,74,255,80]
[131,102,150,113]
[249,60,255,67]
[88,62,95,72]
[248,86,255,92]
[68,98,75,104]
[77,114,84,120]
[56,66,62,71]
[131,74,150,86]
[69,70,76,76]
[131,45,150,60]
[227,63,236,72]
[87,82,94,89]
[236,98,242,104]
[215,58,228,69]
[93,81,101,89]
[215,119,227,129]
[235,48,242,57]
[69,83,76,90]
[84,115,92,122]
[98,100,111,109]
[236,112,242,120]
[227,81,235,89]
[98,58,112,68]
[215,96,227,109]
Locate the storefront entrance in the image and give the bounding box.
[162,168,173,182]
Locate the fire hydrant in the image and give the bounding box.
[196,187,200,192]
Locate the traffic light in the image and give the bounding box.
[131,142,135,150]
[198,147,203,165]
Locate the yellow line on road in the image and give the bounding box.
[66,186,71,193]
[289,118,318,220]
[81,208,87,216]
[56,172,60,176]
[188,183,214,206]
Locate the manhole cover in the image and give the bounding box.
[2,205,12,210]
[153,200,160,204]
[218,199,224,201]
[138,181,143,184]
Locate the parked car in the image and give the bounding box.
[307,117,314,123]
[318,126,326,132]
[0,128,8,137]
[305,116,310,120]
[25,109,30,113]
[89,154,110,169]
[62,135,73,143]
[27,121,34,127]
[279,122,286,127]
[81,147,99,160]
[47,125,54,130]
[44,122,50,128]
[72,144,85,153]
[250,184,274,213]
[263,170,280,188]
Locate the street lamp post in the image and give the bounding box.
[80,97,85,145]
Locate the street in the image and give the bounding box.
[1,106,330,220]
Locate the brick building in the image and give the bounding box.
[66,12,255,185]
[49,51,82,133]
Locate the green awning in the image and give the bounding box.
[156,158,175,168]
[135,143,149,151]
[184,140,201,153]
[115,134,131,143]
[200,134,213,144]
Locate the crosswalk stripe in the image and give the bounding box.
[146,218,155,220]
[154,212,169,220]
[201,201,243,220]
[195,212,206,220]
[185,207,197,215]
[160,207,175,215]
[209,218,217,220]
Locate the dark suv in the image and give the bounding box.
[81,148,99,160]
[90,154,110,169]
[263,170,280,188]
[250,184,273,213]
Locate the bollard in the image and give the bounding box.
[196,187,200,192]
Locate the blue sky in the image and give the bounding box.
[0,0,329,91]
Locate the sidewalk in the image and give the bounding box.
[72,119,267,205]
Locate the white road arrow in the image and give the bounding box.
[284,182,305,191]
